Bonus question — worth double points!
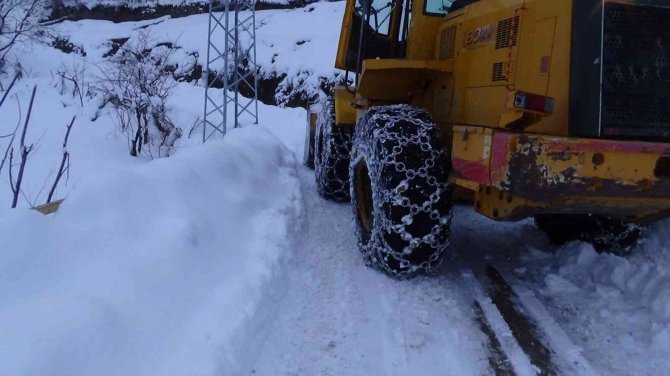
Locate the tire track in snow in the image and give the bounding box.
[472,301,515,376]
[459,268,539,376]
[482,267,557,375]
[492,267,600,376]
[459,264,601,376]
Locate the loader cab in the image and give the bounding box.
[335,0,455,73]
[335,0,409,72]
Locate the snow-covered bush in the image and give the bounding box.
[54,57,92,107]
[95,30,183,157]
[0,0,43,74]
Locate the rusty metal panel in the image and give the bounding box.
[453,127,670,221]
[492,133,670,201]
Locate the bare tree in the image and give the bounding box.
[0,0,42,72]
[94,30,183,158]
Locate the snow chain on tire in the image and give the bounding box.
[314,97,354,202]
[350,104,453,278]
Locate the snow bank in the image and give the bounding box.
[253,1,344,104]
[0,125,301,375]
[529,224,670,376]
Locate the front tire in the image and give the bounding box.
[350,105,453,278]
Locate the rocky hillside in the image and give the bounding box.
[46,1,345,108]
[46,0,324,22]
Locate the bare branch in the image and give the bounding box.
[47,115,75,204]
[0,96,21,175]
[33,168,54,206]
[39,16,70,27]
[54,57,89,107]
[10,84,36,208]
[0,0,42,63]
[8,147,15,194]
[0,72,20,110]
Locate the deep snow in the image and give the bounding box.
[1,2,670,375]
[0,126,302,375]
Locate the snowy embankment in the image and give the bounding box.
[1,2,334,373]
[0,126,302,375]
[0,6,326,373]
[1,11,308,370]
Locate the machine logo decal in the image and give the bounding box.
[464,23,496,46]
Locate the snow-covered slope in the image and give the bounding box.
[48,1,344,105]
[0,0,342,206]
[0,125,302,376]
[2,6,314,373]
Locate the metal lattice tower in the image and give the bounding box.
[203,0,259,142]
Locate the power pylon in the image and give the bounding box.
[203,0,259,142]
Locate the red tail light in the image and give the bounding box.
[513,92,555,114]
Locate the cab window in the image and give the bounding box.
[355,0,395,36]
[424,0,451,16]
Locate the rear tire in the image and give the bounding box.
[350,105,453,278]
[314,97,353,202]
[534,214,644,255]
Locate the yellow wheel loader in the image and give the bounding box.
[306,0,670,277]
